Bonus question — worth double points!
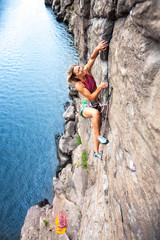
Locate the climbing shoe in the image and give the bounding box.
[97,136,109,145]
[93,152,102,160]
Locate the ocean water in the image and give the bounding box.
[0,0,78,239]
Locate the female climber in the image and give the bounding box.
[67,41,109,159]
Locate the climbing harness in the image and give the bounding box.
[98,86,113,113]
[80,99,101,118]
[80,86,113,119]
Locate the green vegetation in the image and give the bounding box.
[81,150,88,172]
[43,219,49,227]
[75,134,82,146]
[75,161,81,167]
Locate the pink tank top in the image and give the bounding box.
[82,74,97,93]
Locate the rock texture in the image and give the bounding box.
[45,0,53,6]
[21,1,160,239]
[106,13,160,240]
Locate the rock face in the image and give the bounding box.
[107,12,160,240]
[45,0,53,6]
[21,1,160,239]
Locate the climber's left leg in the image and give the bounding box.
[82,107,101,153]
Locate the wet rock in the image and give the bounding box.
[36,199,50,208]
[56,12,64,22]
[45,0,53,6]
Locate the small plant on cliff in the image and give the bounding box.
[75,161,81,167]
[75,134,82,146]
[81,150,88,172]
[43,219,49,227]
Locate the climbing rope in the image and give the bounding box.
[100,86,113,160]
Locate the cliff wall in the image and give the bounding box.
[21,1,160,239]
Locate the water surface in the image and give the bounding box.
[0,0,78,239]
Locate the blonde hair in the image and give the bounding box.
[67,65,78,83]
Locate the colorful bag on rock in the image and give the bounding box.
[55,211,68,234]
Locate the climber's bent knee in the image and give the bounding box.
[92,109,100,119]
[82,107,100,119]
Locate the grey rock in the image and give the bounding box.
[54,5,60,14]
[63,105,75,122]
[69,84,78,98]
[74,0,90,18]
[59,135,77,155]
[45,0,53,6]
[52,0,60,11]
[53,164,73,191]
[21,205,55,240]
[91,0,116,19]
[64,101,71,111]
[56,12,64,22]
[59,233,69,240]
[64,198,81,239]
[107,14,160,240]
[57,148,70,163]
[132,0,160,42]
[64,121,76,137]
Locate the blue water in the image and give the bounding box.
[0,0,78,239]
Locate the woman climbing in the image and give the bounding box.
[67,41,109,159]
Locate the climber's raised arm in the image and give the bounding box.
[84,41,108,73]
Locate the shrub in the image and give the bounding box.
[81,150,88,172]
[75,134,82,146]
[43,219,49,227]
